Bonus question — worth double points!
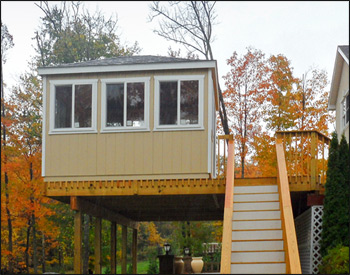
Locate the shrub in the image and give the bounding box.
[319,245,349,274]
[146,247,159,274]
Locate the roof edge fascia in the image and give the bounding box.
[338,47,349,65]
[328,49,343,107]
[38,60,217,76]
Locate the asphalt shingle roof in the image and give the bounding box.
[40,55,205,69]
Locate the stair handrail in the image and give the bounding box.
[276,138,301,274]
[220,137,235,274]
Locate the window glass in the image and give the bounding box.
[159,81,177,125]
[127,82,145,127]
[180,80,199,125]
[55,85,72,128]
[106,84,124,127]
[74,85,92,128]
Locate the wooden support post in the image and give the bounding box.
[111,222,117,274]
[122,225,127,274]
[94,217,102,275]
[74,211,83,274]
[310,131,317,190]
[132,228,138,274]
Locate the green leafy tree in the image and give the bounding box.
[320,132,349,256]
[34,1,141,66]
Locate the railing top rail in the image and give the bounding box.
[276,130,331,142]
[218,134,234,140]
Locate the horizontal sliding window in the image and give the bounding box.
[50,80,97,134]
[101,78,150,132]
[155,75,204,130]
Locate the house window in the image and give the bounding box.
[155,75,204,130]
[50,80,97,134]
[342,91,349,127]
[101,77,150,132]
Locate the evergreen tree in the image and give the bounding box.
[320,132,347,256]
[337,135,350,246]
[321,132,349,256]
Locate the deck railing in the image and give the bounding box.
[276,138,301,274]
[276,131,331,192]
[216,135,233,181]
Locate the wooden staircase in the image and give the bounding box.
[230,184,286,273]
[220,138,301,274]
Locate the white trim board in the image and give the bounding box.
[42,76,47,177]
[38,61,217,76]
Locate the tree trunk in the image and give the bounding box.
[32,214,38,273]
[29,162,38,273]
[25,218,32,273]
[42,233,46,273]
[58,245,62,270]
[83,214,90,274]
[5,173,13,273]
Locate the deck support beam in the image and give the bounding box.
[132,228,138,274]
[94,217,102,274]
[122,225,127,274]
[74,210,83,274]
[70,196,138,229]
[111,222,117,274]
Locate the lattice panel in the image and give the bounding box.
[311,206,323,274]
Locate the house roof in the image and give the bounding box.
[328,45,349,110]
[39,55,201,69]
[37,55,217,74]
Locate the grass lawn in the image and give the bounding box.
[65,260,150,274]
[100,260,149,274]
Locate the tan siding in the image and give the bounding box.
[115,133,126,174]
[45,69,211,180]
[181,131,192,173]
[96,134,106,175]
[153,132,163,174]
[143,133,153,174]
[133,132,144,174]
[105,134,116,175]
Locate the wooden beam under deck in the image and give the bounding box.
[70,196,138,229]
[46,176,318,198]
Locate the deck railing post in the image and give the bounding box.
[74,210,83,274]
[220,139,234,274]
[132,228,138,274]
[111,222,117,274]
[310,132,317,190]
[94,217,102,274]
[122,225,127,274]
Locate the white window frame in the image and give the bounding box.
[341,90,349,129]
[101,77,150,133]
[154,75,204,131]
[49,79,98,134]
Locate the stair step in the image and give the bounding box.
[232,220,281,230]
[234,193,279,202]
[232,240,284,251]
[231,251,285,263]
[231,263,286,274]
[233,210,281,220]
[232,229,283,240]
[234,185,278,194]
[234,201,280,211]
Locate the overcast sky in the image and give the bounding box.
[1,1,349,93]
